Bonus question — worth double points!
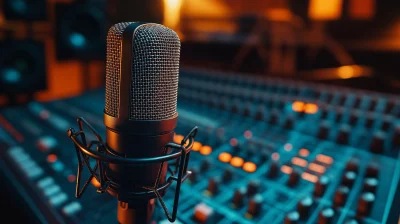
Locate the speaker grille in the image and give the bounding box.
[129,24,180,120]
[105,22,133,117]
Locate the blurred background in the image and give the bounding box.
[0,0,399,109]
[0,0,399,222]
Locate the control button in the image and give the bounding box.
[232,187,246,208]
[37,177,55,189]
[62,202,82,216]
[318,121,330,139]
[285,211,300,224]
[43,184,61,197]
[357,192,375,215]
[345,159,359,172]
[189,167,198,182]
[247,194,263,217]
[49,192,68,207]
[297,196,313,219]
[247,180,260,196]
[267,160,280,178]
[342,171,357,187]
[287,168,300,187]
[370,131,386,154]
[194,203,214,223]
[366,162,380,177]
[334,186,350,207]
[207,177,220,195]
[363,178,378,193]
[336,125,350,144]
[222,167,233,183]
[314,176,330,197]
[318,208,335,224]
[201,159,211,171]
[37,136,58,152]
[51,161,65,172]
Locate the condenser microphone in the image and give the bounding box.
[68,22,197,224]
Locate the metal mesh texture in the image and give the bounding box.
[129,24,180,120]
[105,22,133,117]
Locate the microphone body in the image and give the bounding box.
[103,22,181,223]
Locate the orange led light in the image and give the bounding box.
[304,103,319,114]
[299,148,310,157]
[218,152,232,163]
[272,152,280,161]
[292,101,305,112]
[47,154,58,163]
[309,163,326,174]
[200,146,212,155]
[244,130,252,139]
[230,138,238,147]
[68,174,76,183]
[302,172,319,183]
[284,143,293,151]
[230,157,244,167]
[316,154,333,165]
[243,162,257,173]
[91,178,101,187]
[291,157,308,167]
[281,165,293,174]
[192,141,202,151]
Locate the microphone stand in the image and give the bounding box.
[118,200,155,224]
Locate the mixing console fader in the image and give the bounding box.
[0,68,399,224]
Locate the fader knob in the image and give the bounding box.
[285,211,300,224]
[247,180,260,196]
[342,171,357,187]
[318,121,331,139]
[357,192,375,215]
[370,131,386,154]
[189,167,198,182]
[287,168,300,187]
[207,177,220,195]
[267,160,279,178]
[297,196,314,219]
[363,178,378,193]
[232,187,246,208]
[334,186,350,207]
[345,159,359,172]
[247,194,263,217]
[336,124,350,144]
[318,208,335,224]
[269,109,279,125]
[222,167,233,183]
[366,162,380,177]
[314,176,329,197]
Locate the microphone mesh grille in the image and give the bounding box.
[129,24,180,120]
[105,22,133,117]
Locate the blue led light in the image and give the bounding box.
[1,68,21,83]
[69,33,86,49]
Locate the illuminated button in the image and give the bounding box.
[247,194,263,217]
[304,103,318,114]
[299,148,309,157]
[334,186,350,207]
[91,177,101,188]
[357,192,375,215]
[316,154,333,166]
[200,146,212,155]
[302,172,319,183]
[284,211,300,224]
[52,161,65,172]
[218,152,232,163]
[230,157,244,168]
[342,171,357,187]
[291,157,308,168]
[363,178,378,193]
[308,163,326,175]
[62,202,82,216]
[192,142,202,151]
[243,162,257,173]
[37,136,58,152]
[194,203,213,223]
[232,187,246,208]
[26,166,44,179]
[247,180,260,196]
[47,154,58,163]
[68,174,76,183]
[318,208,335,224]
[44,184,61,197]
[37,177,55,189]
[314,176,330,197]
[49,192,68,207]
[297,196,314,219]
[292,101,304,113]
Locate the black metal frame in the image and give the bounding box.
[67,117,197,222]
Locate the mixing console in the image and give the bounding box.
[0,68,399,224]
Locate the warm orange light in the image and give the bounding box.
[200,146,212,155]
[304,104,319,114]
[292,101,304,112]
[47,154,58,163]
[302,172,319,183]
[281,165,293,174]
[299,148,310,157]
[243,162,257,173]
[192,141,202,151]
[349,0,375,20]
[230,157,244,167]
[218,152,232,163]
[309,163,326,174]
[91,177,101,188]
[337,65,363,79]
[272,152,280,161]
[292,157,308,167]
[174,134,184,144]
[265,9,292,22]
[316,154,334,165]
[163,0,182,30]
[284,143,293,151]
[309,0,343,20]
